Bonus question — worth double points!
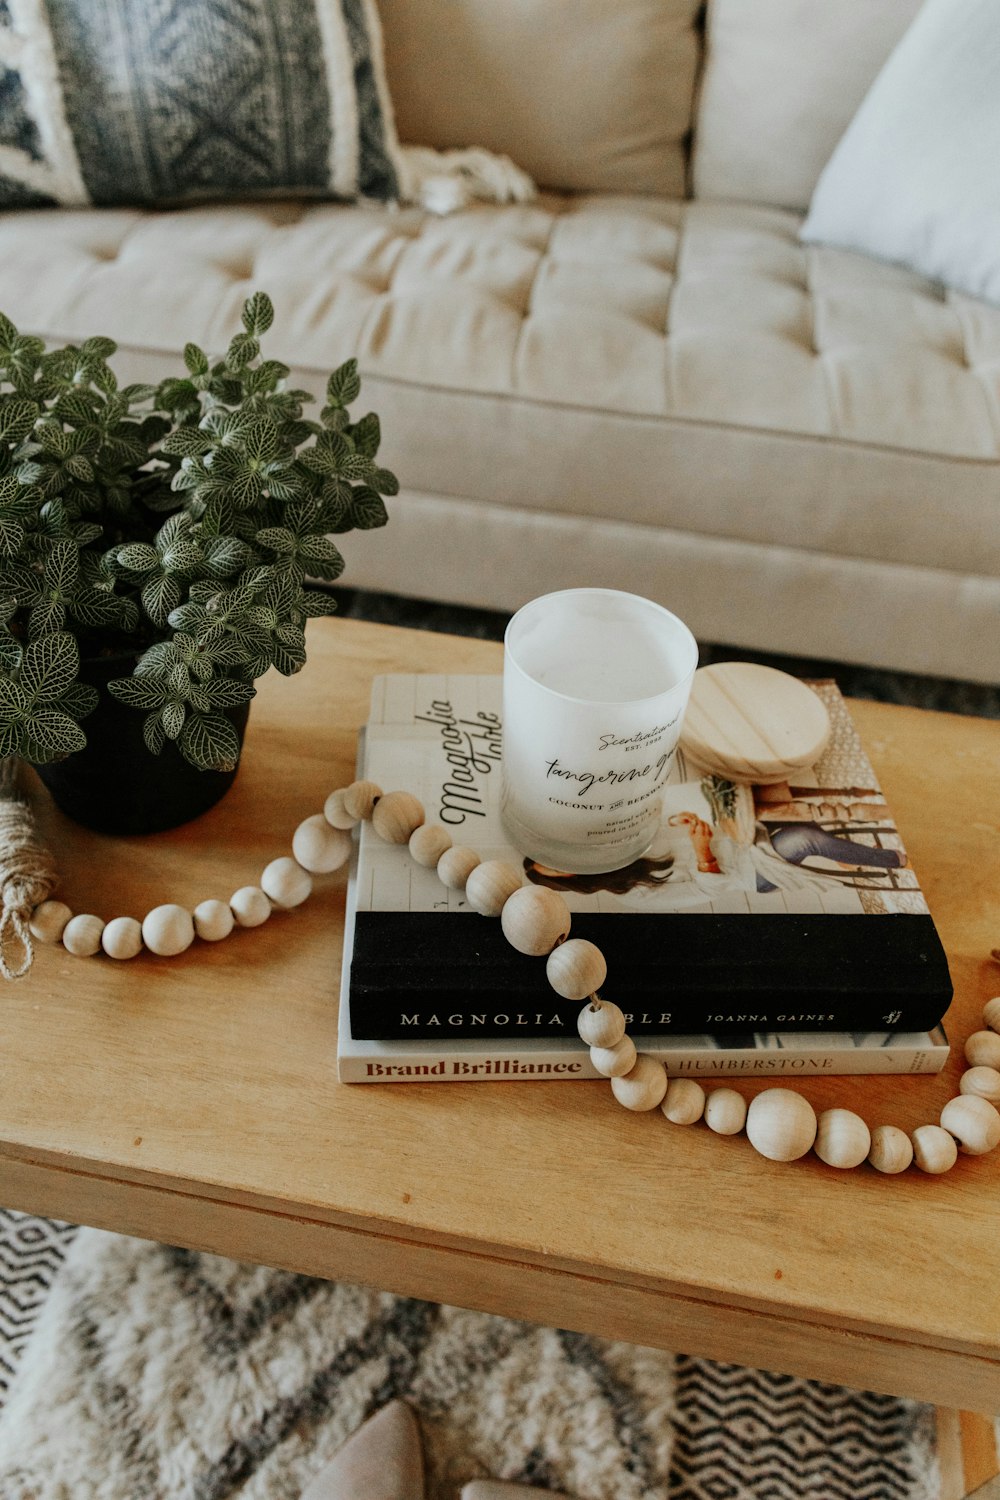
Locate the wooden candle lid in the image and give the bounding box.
[679,662,831,784]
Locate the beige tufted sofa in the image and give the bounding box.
[2,0,998,683]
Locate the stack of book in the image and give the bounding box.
[337,674,952,1083]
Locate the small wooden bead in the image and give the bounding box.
[959,1066,1000,1106]
[546,939,608,1001]
[261,857,313,910]
[704,1088,748,1137]
[292,815,352,874]
[62,914,105,957]
[661,1078,706,1125]
[408,824,452,868]
[500,885,570,956]
[911,1124,959,1175]
[29,899,73,944]
[745,1089,817,1162]
[965,1030,1000,1070]
[141,904,194,957]
[590,1036,637,1078]
[193,899,235,942]
[868,1125,914,1175]
[371,791,425,844]
[577,1000,626,1049]
[437,845,481,891]
[940,1094,1000,1155]
[101,916,143,961]
[465,860,522,917]
[815,1108,871,1169]
[323,787,358,830]
[611,1054,668,1112]
[984,996,1000,1034]
[230,886,272,928]
[343,779,383,820]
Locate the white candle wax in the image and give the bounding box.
[501,590,698,873]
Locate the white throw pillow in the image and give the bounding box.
[800,0,1000,306]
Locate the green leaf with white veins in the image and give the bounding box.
[23,709,86,754]
[107,675,169,709]
[44,539,78,593]
[20,631,78,703]
[179,712,241,771]
[326,359,361,408]
[161,699,186,739]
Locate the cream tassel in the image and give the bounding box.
[396,145,536,215]
[0,757,57,979]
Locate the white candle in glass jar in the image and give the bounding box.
[501,589,698,873]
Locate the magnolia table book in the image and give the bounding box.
[344,674,953,1048]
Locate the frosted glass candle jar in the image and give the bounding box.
[501,589,698,873]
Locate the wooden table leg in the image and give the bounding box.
[937,1410,1000,1499]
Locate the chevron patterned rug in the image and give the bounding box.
[0,1214,941,1500]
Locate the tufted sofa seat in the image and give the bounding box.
[4,193,996,681]
[3,0,998,683]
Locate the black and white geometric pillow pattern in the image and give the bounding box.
[0,0,402,208]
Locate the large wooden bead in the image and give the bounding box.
[983,996,1000,1034]
[323,787,358,830]
[590,1036,637,1078]
[546,939,607,1001]
[577,1000,626,1049]
[101,916,143,961]
[611,1054,668,1112]
[661,1078,706,1126]
[261,857,313,909]
[292,815,352,874]
[940,1094,1000,1155]
[959,1066,1000,1106]
[408,824,452,868]
[437,845,481,891]
[62,914,105,956]
[815,1108,870,1169]
[868,1124,914,1175]
[465,860,522,917]
[912,1124,958,1174]
[29,899,73,944]
[745,1089,817,1162]
[371,791,425,844]
[343,779,382,821]
[193,899,235,942]
[500,886,570,956]
[142,904,194,957]
[704,1088,748,1137]
[230,886,271,928]
[965,1030,1000,1070]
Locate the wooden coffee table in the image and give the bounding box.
[1,618,998,1435]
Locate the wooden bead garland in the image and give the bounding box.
[28,774,1000,1183]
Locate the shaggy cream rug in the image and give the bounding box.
[0,1222,940,1500]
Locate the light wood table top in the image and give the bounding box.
[1,617,998,1410]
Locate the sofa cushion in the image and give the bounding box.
[4,195,999,591]
[377,0,702,197]
[692,0,923,212]
[0,0,400,207]
[802,0,1000,308]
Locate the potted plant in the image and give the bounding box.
[0,292,395,834]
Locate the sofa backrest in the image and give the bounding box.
[377,0,702,197]
[692,0,924,211]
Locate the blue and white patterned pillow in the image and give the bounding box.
[0,0,402,207]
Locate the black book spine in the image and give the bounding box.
[347,912,953,1041]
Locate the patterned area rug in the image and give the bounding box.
[0,1217,940,1500]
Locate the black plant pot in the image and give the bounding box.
[34,653,251,836]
